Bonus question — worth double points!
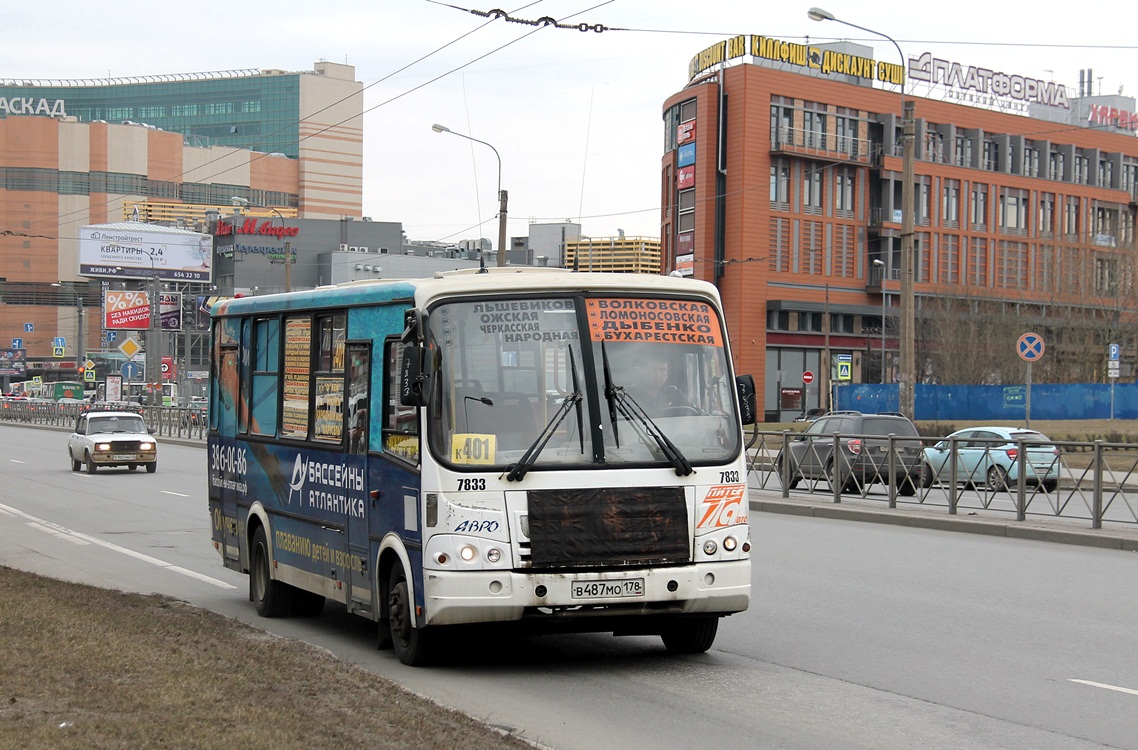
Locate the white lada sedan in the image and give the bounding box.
[68,411,157,474]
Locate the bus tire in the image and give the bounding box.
[660,615,719,654]
[250,526,291,617]
[388,563,433,666]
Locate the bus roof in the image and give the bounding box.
[211,268,722,318]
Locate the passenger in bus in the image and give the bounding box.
[628,355,692,416]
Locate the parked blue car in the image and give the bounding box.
[921,426,1061,492]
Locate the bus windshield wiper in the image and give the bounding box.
[504,389,582,482]
[608,385,694,477]
[504,346,584,482]
[601,341,620,447]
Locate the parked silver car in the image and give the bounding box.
[921,426,1059,492]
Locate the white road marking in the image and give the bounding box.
[1070,679,1138,696]
[161,491,189,497]
[27,522,89,545]
[0,501,236,589]
[9,459,25,464]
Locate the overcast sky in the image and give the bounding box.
[5,0,1136,245]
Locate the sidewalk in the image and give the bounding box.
[749,488,1138,551]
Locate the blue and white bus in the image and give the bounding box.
[208,268,755,665]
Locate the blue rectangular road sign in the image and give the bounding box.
[1109,343,1120,361]
[11,338,22,349]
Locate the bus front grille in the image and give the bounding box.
[526,487,690,569]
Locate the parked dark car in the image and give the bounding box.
[793,407,827,423]
[778,411,923,495]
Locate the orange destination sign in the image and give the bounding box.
[586,298,723,347]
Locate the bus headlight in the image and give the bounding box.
[703,540,718,555]
[723,536,737,552]
[459,545,477,562]
[486,548,501,564]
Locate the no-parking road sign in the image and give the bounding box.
[1017,332,1045,362]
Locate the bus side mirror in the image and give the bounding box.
[735,374,757,426]
[401,308,425,345]
[400,345,429,407]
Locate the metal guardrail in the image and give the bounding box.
[0,401,208,441]
[746,427,1138,529]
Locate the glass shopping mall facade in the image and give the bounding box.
[1,70,301,156]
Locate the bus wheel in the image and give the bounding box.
[388,563,433,666]
[660,615,719,654]
[250,526,290,617]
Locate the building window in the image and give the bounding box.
[1093,205,1119,244]
[834,168,854,216]
[916,179,931,225]
[924,129,945,163]
[954,135,972,167]
[941,179,960,228]
[970,183,988,230]
[803,108,827,150]
[769,159,790,208]
[1095,255,1119,296]
[802,166,823,213]
[1122,160,1138,196]
[767,310,790,330]
[831,313,855,334]
[1038,193,1055,235]
[770,103,793,146]
[1064,196,1080,238]
[799,312,823,332]
[1048,150,1065,181]
[983,139,1000,171]
[1023,146,1040,177]
[999,188,1027,234]
[677,188,695,232]
[1099,159,1114,188]
[835,116,858,156]
[1073,151,1090,184]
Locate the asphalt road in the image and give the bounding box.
[3,424,1138,749]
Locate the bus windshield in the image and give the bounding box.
[426,295,740,471]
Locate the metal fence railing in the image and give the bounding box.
[0,401,208,441]
[746,427,1138,529]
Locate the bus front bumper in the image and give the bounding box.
[421,559,750,628]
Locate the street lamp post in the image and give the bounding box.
[872,259,886,383]
[51,282,84,381]
[139,252,165,407]
[809,7,915,417]
[269,208,294,292]
[432,123,508,267]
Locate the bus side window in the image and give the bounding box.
[347,343,371,455]
[383,339,419,464]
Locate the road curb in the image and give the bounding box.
[750,493,1138,551]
